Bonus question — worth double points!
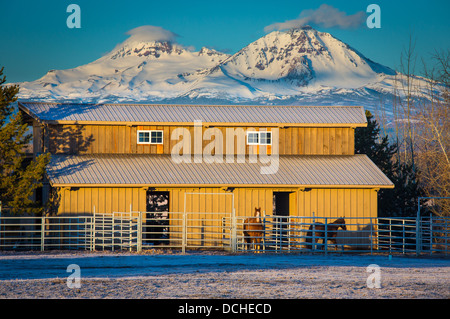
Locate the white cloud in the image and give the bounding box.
[124,25,179,43]
[264,4,366,32]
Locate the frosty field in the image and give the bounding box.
[0,251,448,299]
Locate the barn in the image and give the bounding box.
[19,102,394,249]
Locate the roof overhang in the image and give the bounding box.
[18,102,368,128]
[46,154,394,189]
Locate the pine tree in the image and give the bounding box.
[0,67,50,215]
[355,110,422,217]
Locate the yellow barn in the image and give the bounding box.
[19,102,393,249]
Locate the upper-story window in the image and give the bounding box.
[247,132,259,145]
[259,131,272,145]
[137,130,163,144]
[247,131,272,145]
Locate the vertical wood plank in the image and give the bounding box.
[329,128,336,155]
[291,127,298,155]
[104,126,111,153]
[342,128,349,155]
[164,126,170,154]
[335,128,342,155]
[317,128,324,155]
[349,128,355,155]
[285,128,291,155]
[298,127,304,155]
[323,128,329,155]
[304,128,310,155]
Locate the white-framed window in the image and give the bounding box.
[259,131,272,145]
[247,131,272,145]
[247,132,259,145]
[137,130,163,144]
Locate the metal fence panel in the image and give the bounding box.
[0,213,449,255]
[92,212,139,251]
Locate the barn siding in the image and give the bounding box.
[46,124,355,156]
[54,186,378,231]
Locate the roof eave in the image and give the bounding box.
[36,120,368,127]
[50,182,394,189]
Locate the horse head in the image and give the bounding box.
[336,217,347,231]
[254,207,261,222]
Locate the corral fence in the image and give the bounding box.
[0,212,448,255]
[0,212,141,252]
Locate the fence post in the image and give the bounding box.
[312,212,316,251]
[112,214,115,252]
[416,198,421,256]
[389,219,392,254]
[370,217,373,255]
[182,210,186,254]
[0,201,2,247]
[402,219,405,254]
[231,207,236,253]
[430,214,433,255]
[91,206,96,251]
[129,207,132,252]
[41,216,45,251]
[324,218,328,255]
[138,212,142,252]
[312,222,316,251]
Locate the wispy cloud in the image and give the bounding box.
[264,4,366,32]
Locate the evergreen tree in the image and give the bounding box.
[355,110,422,217]
[0,67,50,215]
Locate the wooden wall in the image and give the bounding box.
[54,186,377,229]
[44,124,355,155]
[55,187,147,215]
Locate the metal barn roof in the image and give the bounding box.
[19,102,367,127]
[46,154,393,188]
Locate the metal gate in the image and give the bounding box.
[182,193,236,253]
[91,212,140,251]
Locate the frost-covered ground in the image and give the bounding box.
[0,250,448,299]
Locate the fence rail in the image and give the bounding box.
[0,213,448,255]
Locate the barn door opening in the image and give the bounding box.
[273,192,290,243]
[144,191,169,246]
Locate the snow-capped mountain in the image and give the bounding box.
[17,26,432,113]
[19,36,229,102]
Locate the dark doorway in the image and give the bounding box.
[273,192,290,216]
[273,192,290,242]
[145,191,169,245]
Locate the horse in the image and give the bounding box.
[243,207,264,251]
[305,217,347,250]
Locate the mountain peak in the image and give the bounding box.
[285,25,315,32]
[198,47,229,57]
[109,40,186,60]
[298,25,313,30]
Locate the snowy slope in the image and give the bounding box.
[16,26,433,113]
[179,27,399,100]
[19,39,229,102]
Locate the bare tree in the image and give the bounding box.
[415,49,450,216]
[398,34,418,170]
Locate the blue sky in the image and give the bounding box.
[1,0,449,83]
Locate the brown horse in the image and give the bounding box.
[243,207,264,251]
[305,218,347,250]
